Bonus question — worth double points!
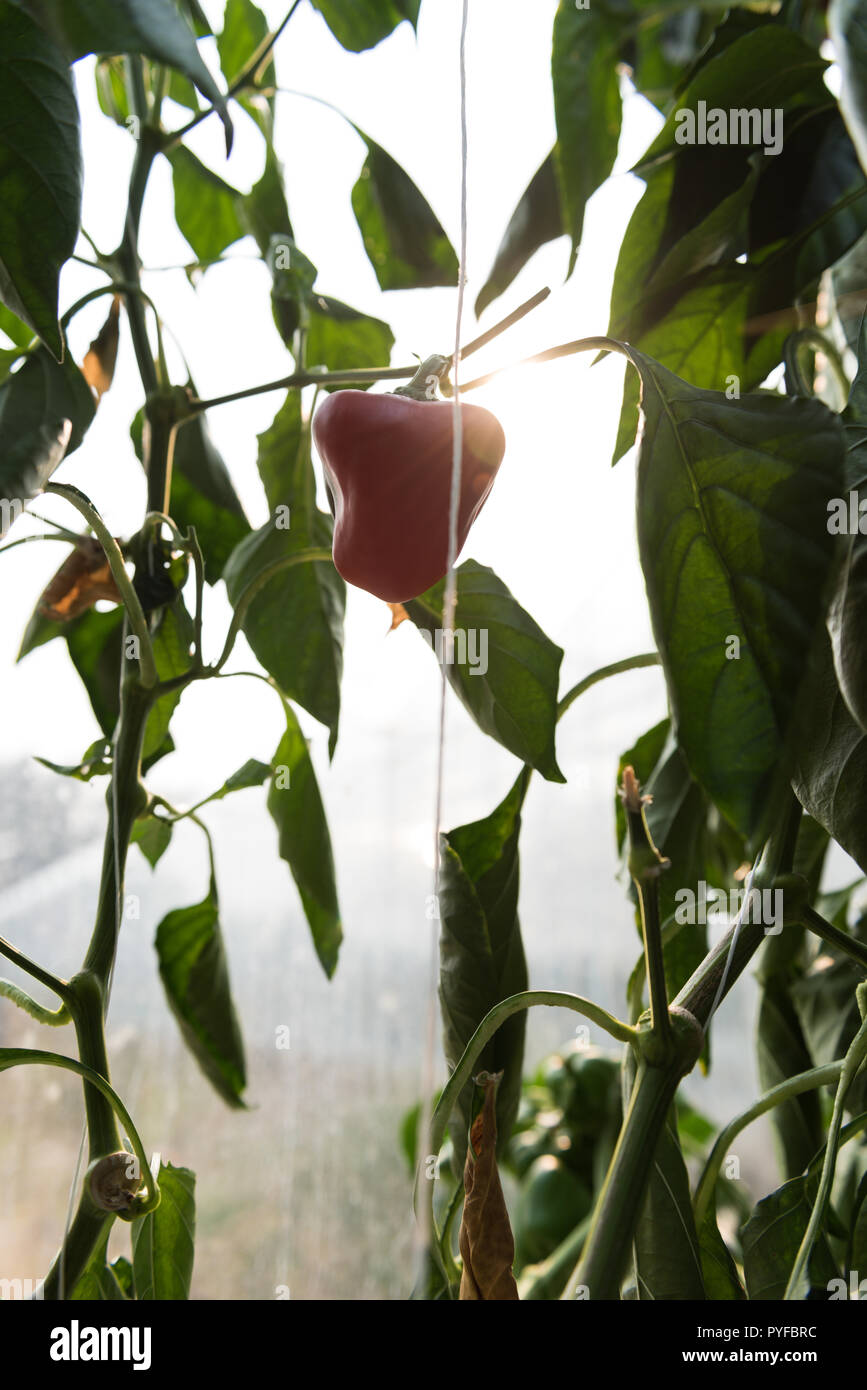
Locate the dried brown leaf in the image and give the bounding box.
[81,296,121,401]
[38,537,122,621]
[458,1071,519,1300]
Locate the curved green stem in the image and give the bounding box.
[44,483,158,689]
[212,548,333,671]
[693,1062,845,1232]
[0,1049,159,1214]
[800,905,867,974]
[0,980,70,1025]
[557,653,660,721]
[785,991,867,1299]
[414,990,636,1255]
[459,336,632,394]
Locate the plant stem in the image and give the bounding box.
[212,547,333,671]
[0,1048,158,1214]
[0,980,70,1025]
[164,0,303,148]
[557,653,660,720]
[693,1061,844,1232]
[0,936,73,1003]
[800,904,867,972]
[570,1059,684,1298]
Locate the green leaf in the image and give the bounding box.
[131,1161,196,1300]
[438,769,530,1173]
[551,0,622,271]
[66,607,125,738]
[131,399,250,584]
[238,150,293,256]
[698,1205,746,1300]
[475,153,562,319]
[155,881,247,1107]
[405,561,565,784]
[638,27,827,170]
[0,4,81,359]
[848,1169,867,1278]
[0,300,35,348]
[741,1173,838,1299]
[830,0,867,177]
[131,815,172,868]
[225,392,344,752]
[267,703,343,978]
[629,348,845,842]
[791,631,867,875]
[35,737,112,782]
[196,757,272,806]
[0,348,96,536]
[217,0,269,83]
[143,596,195,761]
[16,0,233,151]
[306,294,394,384]
[69,1232,128,1300]
[633,1098,706,1299]
[792,916,867,1120]
[756,975,823,1180]
[168,146,245,264]
[309,0,416,52]
[351,136,458,290]
[830,319,867,732]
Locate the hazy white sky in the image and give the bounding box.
[2,0,665,801]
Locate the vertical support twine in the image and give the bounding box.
[414,0,471,1289]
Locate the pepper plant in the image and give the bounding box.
[2,0,867,1304]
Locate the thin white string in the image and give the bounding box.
[414,0,470,1287]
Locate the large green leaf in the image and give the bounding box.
[0,348,95,536]
[238,150,293,256]
[305,294,394,384]
[741,1174,838,1299]
[216,0,275,135]
[69,1232,128,1301]
[633,1098,706,1299]
[475,153,562,318]
[551,0,622,271]
[155,879,247,1107]
[829,318,867,732]
[351,137,458,291]
[224,392,345,754]
[438,768,530,1173]
[168,146,245,264]
[131,1162,196,1299]
[0,4,81,359]
[309,0,417,52]
[629,348,845,842]
[143,595,195,760]
[16,0,232,149]
[66,607,125,738]
[699,1206,746,1300]
[406,562,565,784]
[830,0,867,177]
[638,27,827,170]
[756,974,823,1180]
[267,703,342,978]
[791,630,867,875]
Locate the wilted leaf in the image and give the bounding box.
[81,297,120,400]
[458,1073,519,1301]
[37,537,121,620]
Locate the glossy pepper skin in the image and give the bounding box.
[312,390,506,603]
